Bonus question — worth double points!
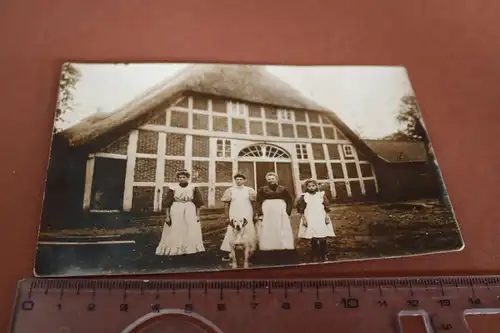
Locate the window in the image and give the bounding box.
[238,144,290,159]
[228,101,248,117]
[278,109,293,121]
[216,139,231,157]
[296,144,308,159]
[298,163,312,179]
[343,144,354,158]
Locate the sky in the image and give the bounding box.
[59,63,415,139]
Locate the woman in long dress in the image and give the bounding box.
[155,169,206,256]
[297,179,336,262]
[220,173,257,263]
[256,172,295,252]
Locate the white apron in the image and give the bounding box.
[297,191,336,239]
[259,199,294,250]
[156,185,205,256]
[220,186,257,252]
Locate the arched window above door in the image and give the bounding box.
[238,143,291,159]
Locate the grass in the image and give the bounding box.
[35,199,463,276]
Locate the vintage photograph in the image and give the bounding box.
[35,63,463,276]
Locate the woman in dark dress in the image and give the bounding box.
[256,172,295,251]
[155,169,205,256]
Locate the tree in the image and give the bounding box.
[54,63,82,132]
[380,130,416,141]
[390,94,446,204]
[395,94,428,141]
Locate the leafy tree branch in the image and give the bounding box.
[54,63,82,132]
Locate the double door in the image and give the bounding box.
[238,161,295,198]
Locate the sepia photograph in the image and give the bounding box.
[35,63,463,276]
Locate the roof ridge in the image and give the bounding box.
[108,64,194,114]
[59,64,379,163]
[257,67,330,111]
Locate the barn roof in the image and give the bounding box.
[60,64,381,161]
[62,112,109,136]
[364,140,427,162]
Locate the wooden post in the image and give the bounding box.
[324,143,337,198]
[208,137,217,207]
[154,132,166,212]
[123,130,138,211]
[82,155,95,210]
[338,144,352,197]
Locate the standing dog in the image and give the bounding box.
[229,218,255,269]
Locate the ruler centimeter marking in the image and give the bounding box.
[10,276,500,333]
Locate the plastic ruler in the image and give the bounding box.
[9,276,500,332]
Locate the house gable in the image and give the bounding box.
[82,92,380,213]
[60,64,382,163]
[92,91,371,160]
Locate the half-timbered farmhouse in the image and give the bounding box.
[43,64,438,229]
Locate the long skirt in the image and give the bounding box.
[155,201,205,256]
[258,199,294,250]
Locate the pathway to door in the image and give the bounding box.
[236,143,295,197]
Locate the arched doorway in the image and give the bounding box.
[237,143,296,196]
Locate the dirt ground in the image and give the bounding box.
[35,199,463,276]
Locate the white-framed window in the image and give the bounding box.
[295,143,308,159]
[278,109,293,121]
[342,144,354,158]
[228,101,248,118]
[216,139,231,157]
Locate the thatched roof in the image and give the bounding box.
[60,64,382,161]
[59,112,108,136]
[365,140,427,162]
